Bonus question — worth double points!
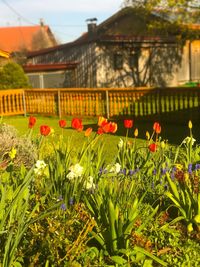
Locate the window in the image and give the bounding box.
[113,53,123,70]
[129,52,139,69]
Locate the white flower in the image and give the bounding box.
[182,136,196,146]
[118,138,124,149]
[109,163,121,174]
[34,160,47,175]
[67,163,83,180]
[84,176,95,190]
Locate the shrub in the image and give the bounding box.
[0,62,30,89]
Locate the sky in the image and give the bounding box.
[0,0,124,44]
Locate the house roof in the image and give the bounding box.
[26,7,200,58]
[0,25,57,53]
[23,62,79,72]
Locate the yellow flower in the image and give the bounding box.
[9,147,17,160]
[134,128,138,137]
[188,120,192,129]
[175,164,183,170]
[194,214,200,224]
[50,127,55,136]
[146,131,150,140]
[187,223,193,233]
[160,141,165,149]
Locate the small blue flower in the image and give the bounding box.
[99,167,103,175]
[170,172,175,180]
[128,170,134,176]
[161,168,167,176]
[69,197,74,206]
[195,163,200,171]
[120,168,126,175]
[153,169,157,175]
[188,163,193,174]
[61,203,66,211]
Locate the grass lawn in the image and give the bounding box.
[2,114,200,150]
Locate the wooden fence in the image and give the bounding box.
[1,87,200,123]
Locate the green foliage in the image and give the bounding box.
[0,62,30,89]
[0,118,200,266]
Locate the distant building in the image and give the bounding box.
[0,20,58,53]
[25,7,200,88]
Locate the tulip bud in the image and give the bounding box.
[187,222,193,232]
[146,131,150,140]
[160,141,165,149]
[194,214,200,224]
[134,128,138,137]
[188,120,192,129]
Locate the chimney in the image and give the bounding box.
[40,18,45,27]
[86,18,97,36]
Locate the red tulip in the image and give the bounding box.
[97,127,104,135]
[124,119,133,129]
[71,118,83,131]
[102,122,117,134]
[109,122,118,133]
[102,122,110,133]
[28,116,36,128]
[40,125,51,136]
[98,116,108,127]
[153,122,161,134]
[148,143,157,152]
[59,119,67,128]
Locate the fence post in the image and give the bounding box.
[22,90,27,117]
[157,88,162,122]
[106,90,110,119]
[57,89,61,118]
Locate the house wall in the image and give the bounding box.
[27,39,200,88]
[191,40,200,81]
[27,43,97,88]
[176,40,200,84]
[95,42,183,88]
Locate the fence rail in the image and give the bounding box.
[1,87,200,123]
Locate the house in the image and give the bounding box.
[0,20,58,53]
[25,7,200,88]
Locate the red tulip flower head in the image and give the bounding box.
[40,125,51,136]
[102,122,117,134]
[124,119,133,129]
[28,116,36,128]
[98,116,108,127]
[153,122,161,134]
[71,118,83,131]
[97,127,104,135]
[148,143,157,152]
[59,119,67,128]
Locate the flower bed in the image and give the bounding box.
[0,116,200,266]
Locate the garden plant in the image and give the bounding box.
[0,115,200,266]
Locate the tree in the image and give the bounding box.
[0,62,31,89]
[124,0,200,10]
[123,0,200,28]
